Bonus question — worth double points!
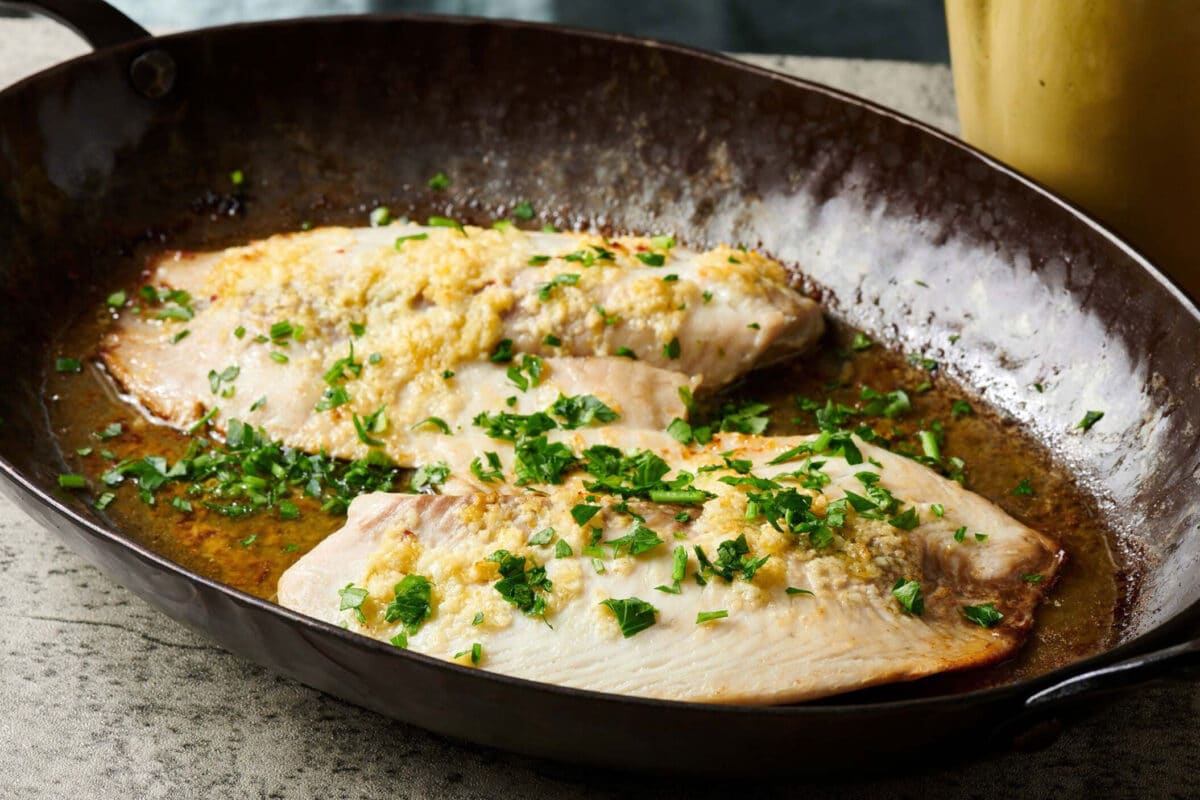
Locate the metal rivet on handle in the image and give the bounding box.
[129,50,176,100]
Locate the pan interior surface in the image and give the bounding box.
[1,14,1198,769]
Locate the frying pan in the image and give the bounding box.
[2,0,1199,775]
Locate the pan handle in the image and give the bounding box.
[2,0,149,49]
[997,637,1200,750]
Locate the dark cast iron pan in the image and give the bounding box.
[2,0,1200,776]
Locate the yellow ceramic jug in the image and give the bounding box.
[946,1,1200,298]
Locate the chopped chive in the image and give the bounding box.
[636,252,665,267]
[411,416,451,434]
[663,337,681,360]
[94,492,115,511]
[170,329,190,344]
[269,352,289,364]
[394,233,429,250]
[1077,410,1104,432]
[58,473,86,489]
[695,610,728,624]
[55,358,82,373]
[786,587,814,596]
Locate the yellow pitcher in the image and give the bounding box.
[946,1,1200,299]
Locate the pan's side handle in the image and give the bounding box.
[1,0,149,50]
[995,638,1200,751]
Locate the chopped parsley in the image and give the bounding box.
[513,200,535,220]
[651,235,676,250]
[353,406,389,446]
[570,503,602,526]
[95,422,123,440]
[786,587,814,597]
[106,290,127,308]
[489,550,553,618]
[695,610,728,624]
[961,603,1004,628]
[537,272,580,301]
[551,393,618,429]
[891,578,924,614]
[543,333,562,347]
[1022,573,1045,584]
[384,575,434,633]
[427,171,450,190]
[635,252,665,267]
[270,351,289,364]
[338,583,369,623]
[411,416,450,435]
[1011,478,1035,497]
[427,215,464,234]
[470,451,504,483]
[489,338,514,363]
[614,346,637,359]
[411,461,450,492]
[454,643,483,665]
[951,400,973,419]
[55,358,82,373]
[208,365,240,395]
[369,206,391,227]
[954,526,967,543]
[394,233,429,250]
[528,527,555,546]
[555,539,573,558]
[507,354,544,391]
[605,522,664,557]
[663,337,681,360]
[851,332,873,351]
[600,597,658,638]
[1077,410,1104,432]
[94,492,115,511]
[171,329,190,345]
[472,612,484,626]
[694,534,768,582]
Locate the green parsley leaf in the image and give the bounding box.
[170,329,190,344]
[931,503,945,517]
[635,252,665,267]
[384,575,434,632]
[270,351,289,364]
[490,339,514,363]
[606,522,664,556]
[555,539,574,558]
[428,171,450,190]
[94,492,115,511]
[489,550,553,617]
[651,235,675,250]
[529,527,555,546]
[338,583,369,623]
[1022,573,1045,584]
[851,332,873,351]
[394,233,429,250]
[961,603,1004,628]
[513,200,534,220]
[411,461,451,492]
[543,333,562,347]
[666,418,693,444]
[537,272,580,301]
[470,451,505,483]
[614,347,637,359]
[1011,478,1035,497]
[55,358,82,373]
[390,631,408,648]
[472,612,484,626]
[240,533,257,547]
[663,337,681,360]
[1077,410,1104,432]
[888,506,920,530]
[428,215,465,235]
[954,526,967,543]
[369,206,391,227]
[600,597,658,638]
[411,416,451,434]
[891,577,924,614]
[229,169,245,186]
[551,393,618,429]
[95,422,123,440]
[106,290,127,308]
[571,503,602,526]
[951,400,973,419]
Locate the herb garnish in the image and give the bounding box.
[385,575,434,634]
[961,603,1004,627]
[489,549,553,618]
[696,610,728,624]
[891,578,924,614]
[338,583,369,623]
[600,597,658,638]
[470,452,504,483]
[1077,410,1104,432]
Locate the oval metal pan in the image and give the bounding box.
[1,14,1199,774]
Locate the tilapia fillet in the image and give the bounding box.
[277,434,1063,703]
[100,224,823,465]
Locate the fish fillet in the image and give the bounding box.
[100,224,822,466]
[277,433,1062,703]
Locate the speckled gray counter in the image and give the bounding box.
[1,17,1196,800]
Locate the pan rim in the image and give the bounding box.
[3,10,1199,717]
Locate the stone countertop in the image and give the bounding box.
[0,16,1194,800]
